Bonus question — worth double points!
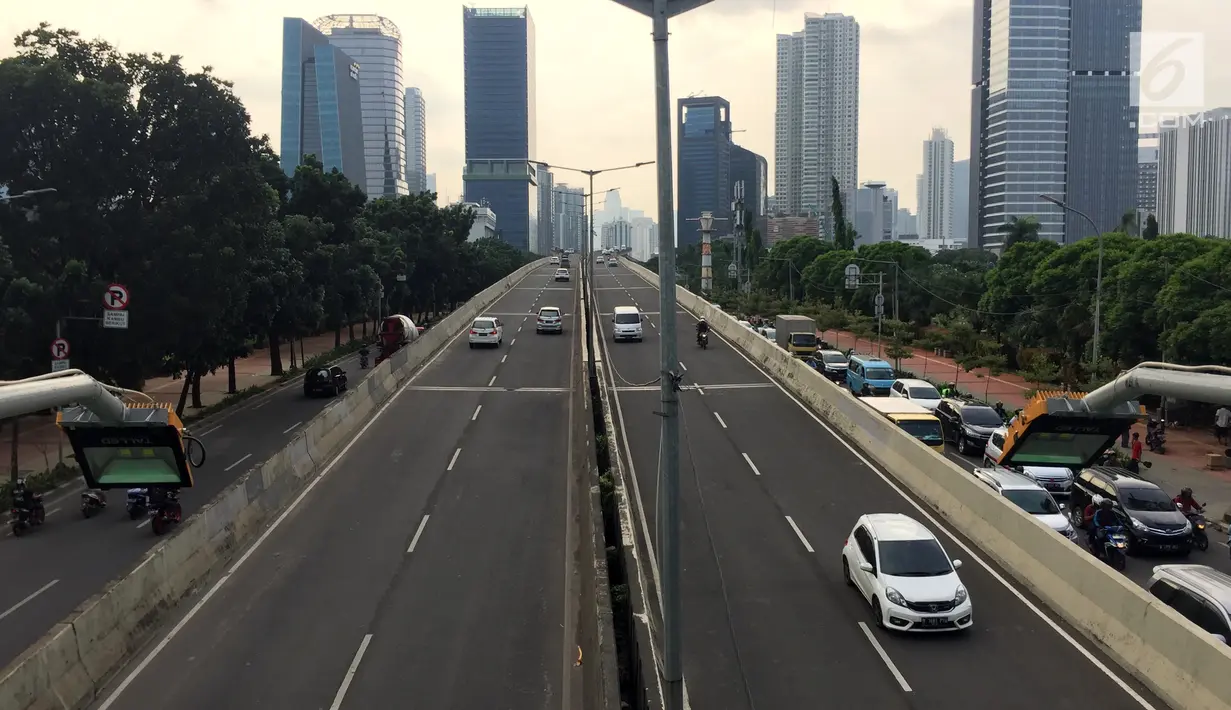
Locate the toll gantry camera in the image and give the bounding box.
[0,371,204,490]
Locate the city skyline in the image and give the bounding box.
[3,1,1228,219]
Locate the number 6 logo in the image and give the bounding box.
[1132,32,1204,109]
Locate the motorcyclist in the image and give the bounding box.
[1174,487,1204,516]
[993,401,1008,421]
[696,318,709,344]
[358,342,371,368]
[10,478,40,512]
[1088,496,1119,553]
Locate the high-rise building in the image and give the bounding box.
[1137,146,1158,215]
[462,202,498,242]
[404,87,428,194]
[1157,110,1231,238]
[854,181,890,247]
[765,215,819,245]
[969,0,1140,249]
[535,168,554,253]
[952,159,970,247]
[462,7,538,252]
[314,15,409,198]
[280,19,367,189]
[426,173,437,195]
[601,219,633,251]
[774,12,860,238]
[553,185,586,253]
[895,208,918,237]
[630,217,658,262]
[920,128,955,244]
[677,96,732,247]
[731,144,769,238]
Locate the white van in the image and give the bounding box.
[612,306,644,342]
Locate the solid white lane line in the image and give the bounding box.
[328,634,374,710]
[858,622,912,692]
[135,518,151,529]
[224,453,252,472]
[447,448,462,471]
[714,412,728,429]
[195,425,222,437]
[488,375,497,386]
[282,421,302,435]
[472,405,482,421]
[0,579,59,622]
[407,515,430,553]
[785,515,814,552]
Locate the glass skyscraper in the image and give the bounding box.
[404,87,428,194]
[280,18,366,189]
[314,14,409,198]
[970,0,1140,249]
[462,7,538,252]
[677,96,732,247]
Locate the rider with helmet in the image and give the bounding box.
[1088,496,1119,553]
[696,318,709,345]
[1174,487,1204,515]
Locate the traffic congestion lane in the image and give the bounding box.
[91,265,580,710]
[0,354,365,667]
[597,268,1165,709]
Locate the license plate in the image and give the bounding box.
[919,617,947,628]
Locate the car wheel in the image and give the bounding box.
[469,343,475,349]
[872,597,886,629]
[957,438,968,455]
[841,557,854,587]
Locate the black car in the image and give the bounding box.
[809,349,849,383]
[304,366,348,397]
[1069,465,1192,555]
[933,398,1002,455]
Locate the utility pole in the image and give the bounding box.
[845,263,886,356]
[686,212,727,296]
[607,1,715,709]
[732,181,747,292]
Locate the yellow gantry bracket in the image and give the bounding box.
[996,390,1145,469]
[57,402,197,490]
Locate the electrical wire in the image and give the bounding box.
[181,434,207,468]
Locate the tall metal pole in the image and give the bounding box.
[1038,195,1104,367]
[699,212,714,295]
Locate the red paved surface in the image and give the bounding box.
[1,330,357,476]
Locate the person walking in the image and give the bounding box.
[1128,431,1143,473]
[1215,405,1231,445]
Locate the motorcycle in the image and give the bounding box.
[126,488,149,521]
[358,349,370,369]
[80,491,107,519]
[148,489,182,536]
[697,331,709,349]
[1146,420,1167,454]
[1091,526,1129,571]
[10,501,45,537]
[1187,511,1209,551]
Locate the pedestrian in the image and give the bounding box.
[1128,431,1143,473]
[1215,405,1231,445]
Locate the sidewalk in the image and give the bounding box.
[0,330,355,477]
[822,327,1231,516]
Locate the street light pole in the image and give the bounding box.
[1040,195,1104,366]
[606,1,714,708]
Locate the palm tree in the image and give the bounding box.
[997,216,1041,250]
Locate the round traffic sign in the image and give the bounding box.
[104,283,130,310]
[51,338,70,360]
[874,293,885,306]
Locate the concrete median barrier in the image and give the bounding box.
[620,259,1231,710]
[0,259,548,710]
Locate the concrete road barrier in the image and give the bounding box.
[0,260,548,710]
[621,259,1231,710]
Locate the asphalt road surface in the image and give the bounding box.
[89,264,582,710]
[0,353,366,666]
[592,263,1167,710]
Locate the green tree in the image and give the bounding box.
[830,176,856,250]
[1142,214,1159,240]
[996,216,1041,250]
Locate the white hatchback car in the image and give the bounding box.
[468,316,503,348]
[889,378,942,411]
[554,268,571,282]
[842,513,973,632]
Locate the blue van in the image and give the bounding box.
[846,354,897,396]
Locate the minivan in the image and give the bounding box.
[1148,564,1231,644]
[611,306,644,342]
[846,354,896,396]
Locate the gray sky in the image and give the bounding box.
[3,1,1227,215]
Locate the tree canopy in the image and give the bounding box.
[0,25,532,401]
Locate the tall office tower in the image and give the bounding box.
[774,12,860,238]
[919,127,955,244]
[630,217,658,262]
[426,173,437,194]
[553,185,586,252]
[280,19,367,190]
[535,168,554,253]
[314,15,409,198]
[601,219,633,251]
[1137,146,1158,214]
[952,159,970,247]
[853,181,889,247]
[970,0,1140,249]
[677,96,733,247]
[1157,109,1231,237]
[731,144,769,237]
[404,87,428,194]
[883,187,900,240]
[462,7,538,252]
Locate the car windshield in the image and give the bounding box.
[540,310,559,317]
[614,313,640,324]
[962,407,1003,427]
[1003,489,1061,515]
[1121,487,1176,512]
[878,539,953,577]
[790,333,817,346]
[897,420,942,442]
[822,353,847,364]
[909,386,940,399]
[313,370,330,379]
[865,367,894,381]
[474,320,495,329]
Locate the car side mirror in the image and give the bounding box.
[858,561,874,573]
[952,559,963,569]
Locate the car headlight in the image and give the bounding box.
[1183,520,1193,533]
[884,587,907,607]
[953,585,968,605]
[962,426,978,437]
[1063,526,1078,540]
[1131,518,1147,531]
